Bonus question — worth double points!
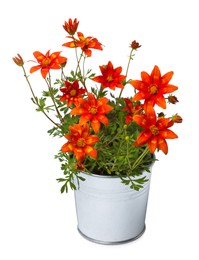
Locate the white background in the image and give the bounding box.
[1,0,198,259]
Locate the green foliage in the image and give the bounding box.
[19,37,156,194]
[55,151,85,193]
[26,67,155,193]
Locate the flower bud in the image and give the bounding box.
[158,112,165,118]
[60,61,67,68]
[75,161,85,171]
[168,95,179,104]
[130,40,141,50]
[12,54,24,66]
[63,18,79,35]
[172,114,183,123]
[125,136,129,141]
[123,124,127,129]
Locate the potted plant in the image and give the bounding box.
[13,18,182,244]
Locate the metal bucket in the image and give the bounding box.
[74,168,153,245]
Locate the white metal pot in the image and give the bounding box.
[74,167,153,245]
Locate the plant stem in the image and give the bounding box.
[21,66,60,128]
[45,73,64,123]
[126,140,132,170]
[131,146,150,171]
[118,48,134,99]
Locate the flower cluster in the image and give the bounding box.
[13,18,182,192]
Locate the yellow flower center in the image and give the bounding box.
[70,89,77,96]
[89,106,98,115]
[150,125,159,135]
[77,138,86,147]
[106,75,113,82]
[149,84,158,94]
[42,58,51,66]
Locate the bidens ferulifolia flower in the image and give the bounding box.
[131,65,178,112]
[61,123,99,162]
[92,61,126,90]
[70,93,113,133]
[123,98,143,124]
[30,50,67,79]
[133,111,178,154]
[60,80,86,107]
[13,18,183,193]
[63,32,103,57]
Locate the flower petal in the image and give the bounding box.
[160,129,178,139]
[154,94,166,109]
[97,115,109,126]
[91,119,101,133]
[74,147,85,162]
[161,84,178,94]
[61,142,73,152]
[151,65,161,85]
[85,135,99,145]
[141,71,151,84]
[158,138,168,154]
[30,65,41,73]
[134,130,152,146]
[70,107,87,115]
[133,115,148,128]
[161,71,173,85]
[84,145,98,159]
[148,136,158,153]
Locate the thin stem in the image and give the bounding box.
[21,65,60,128]
[126,140,132,170]
[97,129,121,151]
[131,146,149,171]
[110,139,125,172]
[70,36,89,94]
[45,73,63,123]
[118,48,134,99]
[61,67,67,81]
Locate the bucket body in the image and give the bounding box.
[74,169,152,244]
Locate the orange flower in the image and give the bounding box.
[123,98,143,124]
[92,61,126,90]
[133,110,178,154]
[13,54,24,66]
[60,80,86,107]
[62,32,103,57]
[70,93,113,133]
[61,123,99,162]
[131,65,178,112]
[63,18,79,35]
[30,50,67,79]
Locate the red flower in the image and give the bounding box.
[63,18,79,35]
[130,65,178,112]
[30,50,67,79]
[92,61,126,90]
[62,32,103,57]
[123,98,143,124]
[70,93,113,133]
[60,80,86,107]
[133,110,178,154]
[61,123,99,162]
